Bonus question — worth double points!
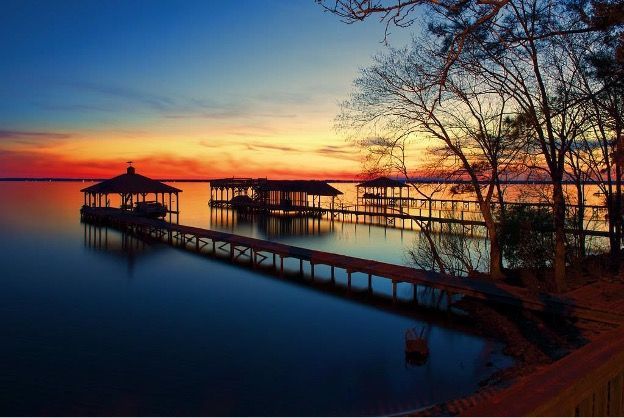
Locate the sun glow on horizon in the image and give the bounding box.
[0,126,364,180]
[0,1,415,180]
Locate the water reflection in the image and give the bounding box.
[210,207,333,239]
[0,182,514,416]
[82,222,157,278]
[83,222,148,254]
[82,220,454,320]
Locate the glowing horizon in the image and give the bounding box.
[0,2,412,180]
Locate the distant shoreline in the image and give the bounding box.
[0,177,603,185]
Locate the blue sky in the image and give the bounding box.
[0,1,412,178]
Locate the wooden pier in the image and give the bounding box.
[208,178,611,237]
[209,203,611,239]
[80,207,624,325]
[332,198,611,237]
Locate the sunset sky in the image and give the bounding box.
[0,1,412,179]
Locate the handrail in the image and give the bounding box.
[463,325,624,416]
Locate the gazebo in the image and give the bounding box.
[356,176,408,209]
[81,165,181,219]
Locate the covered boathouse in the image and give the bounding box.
[356,176,408,208]
[81,165,181,221]
[209,178,342,215]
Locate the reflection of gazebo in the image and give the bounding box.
[356,176,408,208]
[80,166,181,217]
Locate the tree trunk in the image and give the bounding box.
[421,222,448,275]
[613,132,623,266]
[552,180,567,292]
[482,206,504,280]
[489,230,505,280]
[575,177,585,259]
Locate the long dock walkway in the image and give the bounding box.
[80,207,624,325]
[211,200,611,237]
[328,205,609,237]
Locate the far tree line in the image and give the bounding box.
[318,0,624,291]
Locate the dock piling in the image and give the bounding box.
[280,255,284,277]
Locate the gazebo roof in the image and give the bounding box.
[256,180,343,196]
[81,167,182,194]
[356,176,406,188]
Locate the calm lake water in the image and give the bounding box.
[0,181,512,416]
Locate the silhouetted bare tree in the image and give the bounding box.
[337,39,526,279]
[315,0,624,82]
[324,0,624,286]
[571,32,624,262]
[424,0,613,290]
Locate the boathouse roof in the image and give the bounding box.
[209,178,343,196]
[209,177,259,188]
[81,166,182,194]
[356,176,406,188]
[257,180,343,196]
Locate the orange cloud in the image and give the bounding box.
[0,149,358,180]
[0,113,366,180]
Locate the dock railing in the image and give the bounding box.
[463,325,624,416]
